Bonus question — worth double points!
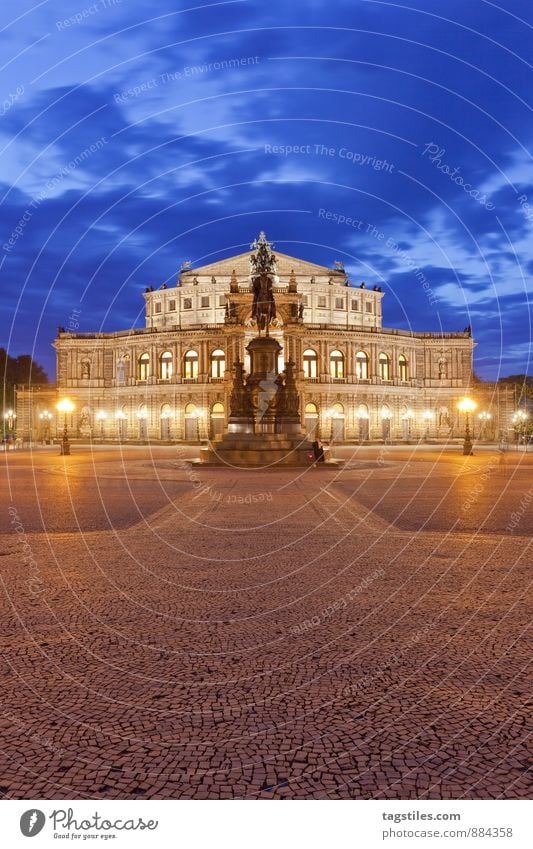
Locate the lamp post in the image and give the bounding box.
[4,408,16,444]
[326,407,336,442]
[512,410,528,451]
[160,408,172,441]
[402,408,414,442]
[380,408,391,443]
[96,410,107,440]
[457,397,476,455]
[115,409,127,441]
[422,409,433,441]
[192,408,204,442]
[478,411,492,442]
[56,398,75,455]
[136,407,148,441]
[39,410,52,444]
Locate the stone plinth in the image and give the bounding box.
[198,432,311,467]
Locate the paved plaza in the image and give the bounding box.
[0,444,531,799]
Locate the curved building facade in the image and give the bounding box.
[18,236,512,443]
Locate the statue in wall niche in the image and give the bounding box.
[438,357,448,379]
[298,301,304,319]
[211,276,217,285]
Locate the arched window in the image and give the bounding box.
[378,352,390,380]
[185,403,197,415]
[305,402,318,414]
[357,404,369,420]
[398,354,408,381]
[160,403,172,419]
[184,350,199,379]
[210,349,225,378]
[160,351,173,380]
[355,351,369,380]
[138,352,150,380]
[303,349,318,378]
[329,350,344,379]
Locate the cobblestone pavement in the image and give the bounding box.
[0,445,531,799]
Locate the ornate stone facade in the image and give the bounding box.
[16,236,514,443]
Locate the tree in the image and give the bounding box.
[1,348,49,412]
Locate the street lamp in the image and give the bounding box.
[4,408,16,436]
[380,407,392,443]
[96,410,107,439]
[56,398,75,455]
[478,411,492,442]
[422,409,433,441]
[115,409,127,441]
[191,408,204,441]
[402,408,414,441]
[326,407,338,441]
[457,396,477,455]
[512,410,529,451]
[39,410,52,444]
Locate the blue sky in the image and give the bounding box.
[1,0,532,380]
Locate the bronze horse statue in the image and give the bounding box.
[251,273,276,335]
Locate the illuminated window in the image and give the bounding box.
[398,355,408,381]
[160,351,173,380]
[355,351,369,379]
[303,349,318,378]
[184,350,199,379]
[329,350,344,379]
[379,352,390,380]
[210,349,225,378]
[138,353,149,380]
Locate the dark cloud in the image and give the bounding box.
[1,0,531,379]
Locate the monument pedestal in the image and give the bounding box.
[199,335,315,467]
[199,432,311,467]
[196,232,336,468]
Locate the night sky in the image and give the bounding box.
[1,0,532,381]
